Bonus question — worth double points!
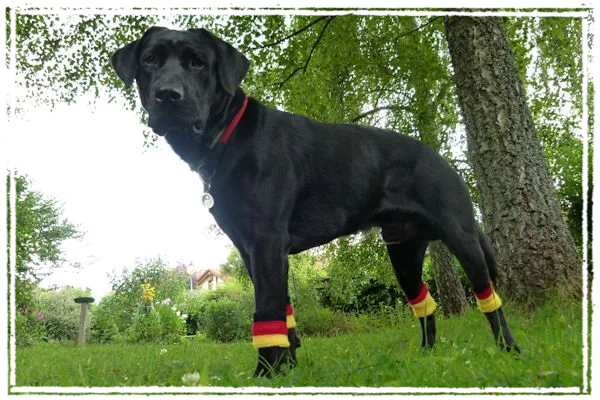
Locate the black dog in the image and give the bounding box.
[112,27,519,376]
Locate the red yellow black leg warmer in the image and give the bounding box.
[407,283,437,318]
[474,285,503,313]
[286,304,297,329]
[252,310,290,349]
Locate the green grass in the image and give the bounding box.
[14,299,584,392]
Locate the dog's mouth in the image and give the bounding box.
[148,114,206,138]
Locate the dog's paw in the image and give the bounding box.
[254,346,295,378]
[499,337,521,355]
[493,330,521,356]
[420,339,435,350]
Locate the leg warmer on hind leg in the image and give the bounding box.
[408,283,437,318]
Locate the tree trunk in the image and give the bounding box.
[444,16,582,307]
[429,241,468,316]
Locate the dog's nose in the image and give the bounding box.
[155,86,184,103]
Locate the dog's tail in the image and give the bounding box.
[477,226,498,286]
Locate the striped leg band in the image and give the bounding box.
[408,283,437,318]
[474,285,503,313]
[252,320,290,349]
[286,304,297,329]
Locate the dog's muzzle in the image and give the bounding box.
[155,85,184,103]
[192,121,205,135]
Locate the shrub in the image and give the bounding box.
[204,298,250,342]
[293,294,414,337]
[352,301,415,333]
[288,251,326,311]
[15,310,44,347]
[321,230,403,314]
[110,258,189,304]
[35,286,91,343]
[90,293,129,343]
[295,307,358,337]
[43,314,78,342]
[125,303,187,344]
[90,258,190,343]
[178,281,253,342]
[177,291,207,335]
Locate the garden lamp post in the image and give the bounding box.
[74,297,94,346]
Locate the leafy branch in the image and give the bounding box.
[392,16,441,45]
[275,16,336,89]
[351,105,412,123]
[254,16,331,50]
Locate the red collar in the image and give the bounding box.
[218,95,249,145]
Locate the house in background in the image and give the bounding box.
[192,269,225,290]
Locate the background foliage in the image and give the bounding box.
[91,258,188,343]
[10,12,590,350]
[8,171,81,346]
[35,286,91,343]
[7,171,80,311]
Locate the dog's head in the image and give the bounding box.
[111,27,249,141]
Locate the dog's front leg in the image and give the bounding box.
[248,235,293,377]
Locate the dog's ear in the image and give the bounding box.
[192,29,249,95]
[111,26,166,87]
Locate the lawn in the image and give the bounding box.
[13,299,585,393]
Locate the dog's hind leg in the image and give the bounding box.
[382,233,436,348]
[440,224,520,353]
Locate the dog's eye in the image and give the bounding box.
[143,55,157,66]
[190,57,205,69]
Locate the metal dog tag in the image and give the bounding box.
[201,192,214,209]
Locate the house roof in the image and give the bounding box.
[193,269,223,285]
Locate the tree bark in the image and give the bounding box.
[444,16,582,307]
[429,241,468,316]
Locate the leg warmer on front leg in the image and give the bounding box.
[286,304,296,329]
[252,311,289,349]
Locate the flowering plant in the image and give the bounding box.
[141,283,156,302]
[125,295,187,344]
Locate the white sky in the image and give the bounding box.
[2,3,595,304]
[9,100,232,300]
